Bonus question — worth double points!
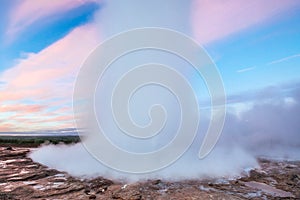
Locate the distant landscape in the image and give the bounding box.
[0,135,80,147]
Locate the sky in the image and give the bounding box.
[0,0,300,133]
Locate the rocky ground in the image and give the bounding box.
[0,147,299,200]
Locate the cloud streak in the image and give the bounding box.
[0,104,45,113]
[6,0,99,40]
[236,66,256,73]
[267,53,300,65]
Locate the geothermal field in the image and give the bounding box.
[0,146,299,200]
[1,1,300,200]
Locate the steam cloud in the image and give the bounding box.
[29,0,300,181]
[30,85,300,181]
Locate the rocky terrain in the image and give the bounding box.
[0,147,299,199]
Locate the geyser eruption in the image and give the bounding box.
[29,0,300,181]
[72,24,227,174]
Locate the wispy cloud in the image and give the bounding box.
[192,0,300,44]
[0,24,101,131]
[236,66,256,73]
[6,0,99,40]
[0,104,45,113]
[267,54,300,65]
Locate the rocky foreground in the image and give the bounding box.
[0,147,299,200]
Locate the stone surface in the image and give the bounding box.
[0,147,299,199]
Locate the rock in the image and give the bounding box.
[290,174,300,181]
[249,170,266,179]
[244,181,295,198]
[208,183,214,187]
[152,179,161,185]
[6,146,13,151]
[96,187,106,194]
[84,188,91,194]
[89,194,96,199]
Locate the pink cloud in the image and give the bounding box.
[6,0,99,39]
[191,0,300,44]
[0,104,45,113]
[0,24,101,131]
[1,24,100,99]
[0,123,16,132]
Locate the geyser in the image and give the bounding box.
[29,0,300,182]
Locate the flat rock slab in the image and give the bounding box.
[244,181,295,198]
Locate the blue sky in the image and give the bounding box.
[0,0,300,132]
[0,1,99,72]
[209,11,300,95]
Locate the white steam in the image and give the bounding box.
[29,85,300,181]
[95,0,192,38]
[29,143,258,181]
[29,1,300,181]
